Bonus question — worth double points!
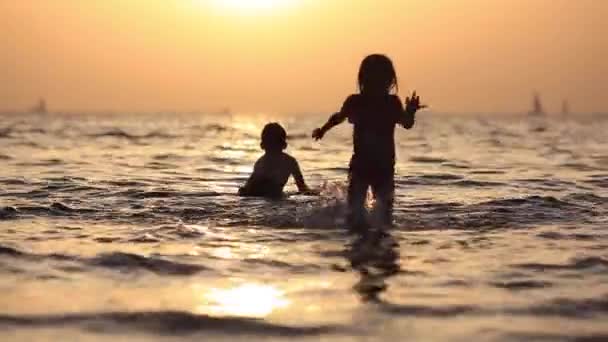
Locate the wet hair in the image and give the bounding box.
[357,54,398,95]
[260,122,287,151]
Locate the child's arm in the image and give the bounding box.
[399,91,426,129]
[292,158,318,195]
[238,160,261,195]
[312,95,356,140]
[312,111,347,140]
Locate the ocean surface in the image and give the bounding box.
[1,112,607,341]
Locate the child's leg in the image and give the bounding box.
[347,170,368,228]
[371,172,394,226]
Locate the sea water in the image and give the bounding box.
[1,112,607,341]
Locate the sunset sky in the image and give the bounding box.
[1,0,606,114]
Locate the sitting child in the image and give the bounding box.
[239,122,313,198]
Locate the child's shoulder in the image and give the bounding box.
[341,94,362,111]
[278,152,300,168]
[264,151,297,163]
[280,151,297,162]
[345,93,401,102]
[344,93,362,102]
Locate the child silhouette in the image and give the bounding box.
[312,54,426,228]
[239,123,313,198]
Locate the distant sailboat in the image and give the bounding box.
[529,93,545,116]
[30,98,47,114]
[561,100,570,115]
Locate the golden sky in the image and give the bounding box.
[1,0,606,114]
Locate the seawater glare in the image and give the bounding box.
[1,112,608,341]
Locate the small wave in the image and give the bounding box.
[202,123,229,132]
[50,202,74,211]
[418,174,463,181]
[442,163,471,169]
[10,141,47,149]
[0,311,338,336]
[151,223,208,239]
[584,176,608,188]
[0,127,13,138]
[479,195,577,209]
[409,156,449,163]
[560,162,600,172]
[536,231,597,241]
[522,295,608,318]
[206,156,243,166]
[127,190,179,199]
[0,244,25,257]
[529,125,547,133]
[102,179,151,187]
[0,206,18,220]
[141,130,179,139]
[505,332,608,342]
[398,174,463,185]
[88,129,178,140]
[143,162,176,170]
[299,146,320,152]
[127,234,161,243]
[513,257,608,272]
[93,237,122,243]
[316,167,349,173]
[0,178,28,185]
[515,178,576,188]
[565,193,608,204]
[241,258,321,272]
[21,127,47,134]
[88,252,206,275]
[214,145,258,153]
[469,170,506,175]
[152,153,185,161]
[379,302,477,317]
[0,245,207,276]
[16,159,64,167]
[287,133,309,139]
[23,202,98,216]
[489,280,552,290]
[0,245,72,262]
[451,180,504,187]
[88,129,137,139]
[0,154,11,160]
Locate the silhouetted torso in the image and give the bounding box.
[238,152,304,198]
[342,94,403,170]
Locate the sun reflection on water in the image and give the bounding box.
[209,246,234,259]
[198,283,290,318]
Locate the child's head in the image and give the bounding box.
[358,54,398,95]
[260,122,287,152]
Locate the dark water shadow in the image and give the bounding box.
[345,229,400,302]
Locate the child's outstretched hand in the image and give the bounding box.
[405,91,427,114]
[312,128,325,141]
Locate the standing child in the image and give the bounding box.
[312,54,425,228]
[239,122,313,198]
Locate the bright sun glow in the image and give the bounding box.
[210,0,298,13]
[199,283,290,317]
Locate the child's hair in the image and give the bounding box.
[260,122,287,151]
[357,54,398,95]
